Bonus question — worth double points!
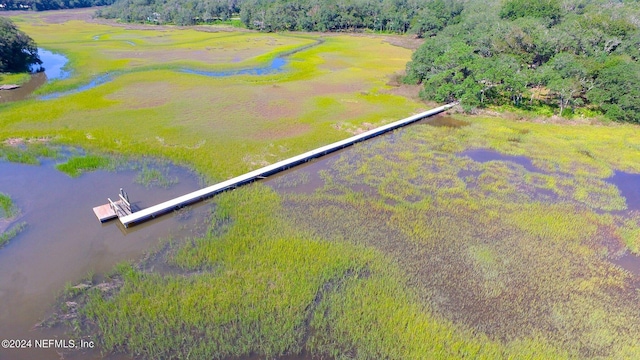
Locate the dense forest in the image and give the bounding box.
[0,0,114,11]
[0,17,40,72]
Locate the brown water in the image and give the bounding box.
[0,72,47,103]
[0,49,70,103]
[0,159,209,360]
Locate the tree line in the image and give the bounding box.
[97,0,462,34]
[0,0,114,11]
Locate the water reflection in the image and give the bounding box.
[182,57,286,77]
[0,48,70,103]
[32,48,71,80]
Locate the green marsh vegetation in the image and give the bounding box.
[0,192,17,218]
[98,0,640,122]
[3,9,640,360]
[281,117,640,358]
[0,140,59,164]
[1,13,421,181]
[56,154,110,177]
[0,192,25,247]
[134,163,179,188]
[0,222,27,247]
[72,117,640,359]
[0,72,31,86]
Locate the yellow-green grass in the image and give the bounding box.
[0,193,23,247]
[0,192,17,218]
[0,222,27,247]
[0,72,31,86]
[56,155,110,177]
[278,118,640,358]
[79,185,570,360]
[1,16,421,182]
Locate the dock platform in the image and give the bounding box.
[93,190,133,223]
[93,200,132,222]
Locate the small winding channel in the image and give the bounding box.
[40,57,288,100]
[0,49,69,103]
[3,38,323,102]
[38,57,288,100]
[0,157,209,360]
[3,50,292,102]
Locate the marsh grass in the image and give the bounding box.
[0,142,59,164]
[0,192,17,218]
[0,221,27,247]
[7,10,640,360]
[56,155,110,177]
[70,118,640,358]
[279,119,640,359]
[1,20,420,182]
[134,163,178,188]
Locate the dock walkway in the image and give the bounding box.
[99,103,456,227]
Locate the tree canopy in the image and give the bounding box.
[97,0,462,33]
[0,17,40,73]
[405,0,640,123]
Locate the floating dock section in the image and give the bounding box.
[93,189,133,222]
[106,103,456,227]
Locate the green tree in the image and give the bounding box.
[587,62,640,123]
[0,17,41,73]
[499,0,562,24]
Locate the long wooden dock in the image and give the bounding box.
[107,103,456,227]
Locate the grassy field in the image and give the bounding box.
[1,11,421,182]
[2,10,639,360]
